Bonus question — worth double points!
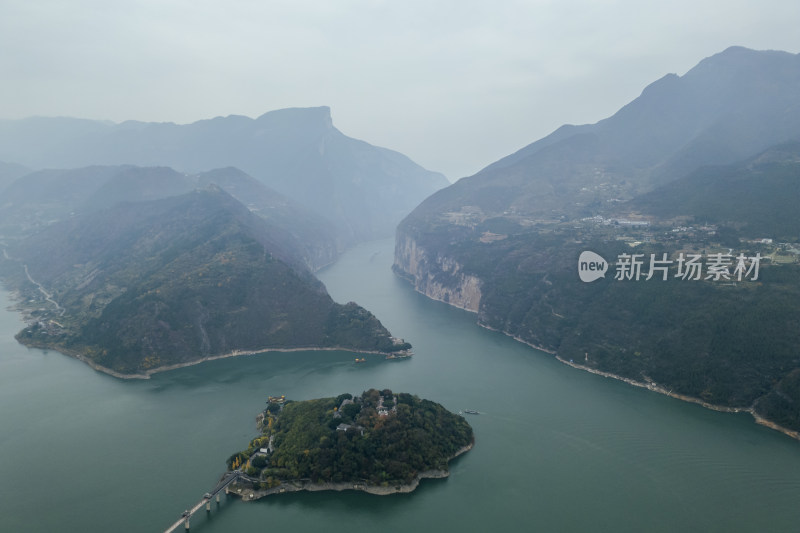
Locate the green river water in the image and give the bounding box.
[1,238,799,532]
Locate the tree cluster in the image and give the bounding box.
[228,390,473,487]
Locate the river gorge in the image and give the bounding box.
[1,238,800,532]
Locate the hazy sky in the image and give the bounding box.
[2,1,799,180]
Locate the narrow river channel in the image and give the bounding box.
[1,238,799,532]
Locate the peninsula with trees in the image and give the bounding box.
[225,390,474,499]
[0,185,411,377]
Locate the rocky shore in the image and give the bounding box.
[229,442,474,501]
[478,320,800,443]
[555,356,800,442]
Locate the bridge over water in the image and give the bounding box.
[163,470,242,532]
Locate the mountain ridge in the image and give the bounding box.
[430,47,800,223]
[0,164,338,271]
[1,187,409,376]
[0,106,448,247]
[395,46,800,435]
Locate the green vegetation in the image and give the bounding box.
[229,390,473,489]
[630,143,800,241]
[396,143,800,432]
[1,188,407,375]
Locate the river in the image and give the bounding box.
[1,238,799,532]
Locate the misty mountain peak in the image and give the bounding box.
[405,46,800,225]
[684,46,800,85]
[255,106,333,131]
[0,105,447,246]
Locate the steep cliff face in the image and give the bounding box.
[393,232,482,312]
[388,48,800,435]
[303,242,339,272]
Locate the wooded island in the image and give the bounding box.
[226,389,474,498]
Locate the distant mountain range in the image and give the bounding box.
[0,161,29,193]
[0,164,337,271]
[0,106,431,377]
[0,186,409,377]
[0,106,448,247]
[395,47,800,435]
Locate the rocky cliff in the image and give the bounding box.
[390,47,800,435]
[393,232,481,312]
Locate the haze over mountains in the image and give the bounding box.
[3,46,800,434]
[410,46,800,222]
[395,47,800,433]
[0,165,338,271]
[627,142,800,240]
[0,106,448,246]
[0,106,439,376]
[0,161,29,194]
[1,186,409,376]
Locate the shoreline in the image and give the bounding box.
[229,442,474,501]
[15,338,403,380]
[395,270,800,442]
[392,266,800,442]
[476,320,800,443]
[3,281,408,380]
[556,357,800,441]
[392,267,479,314]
